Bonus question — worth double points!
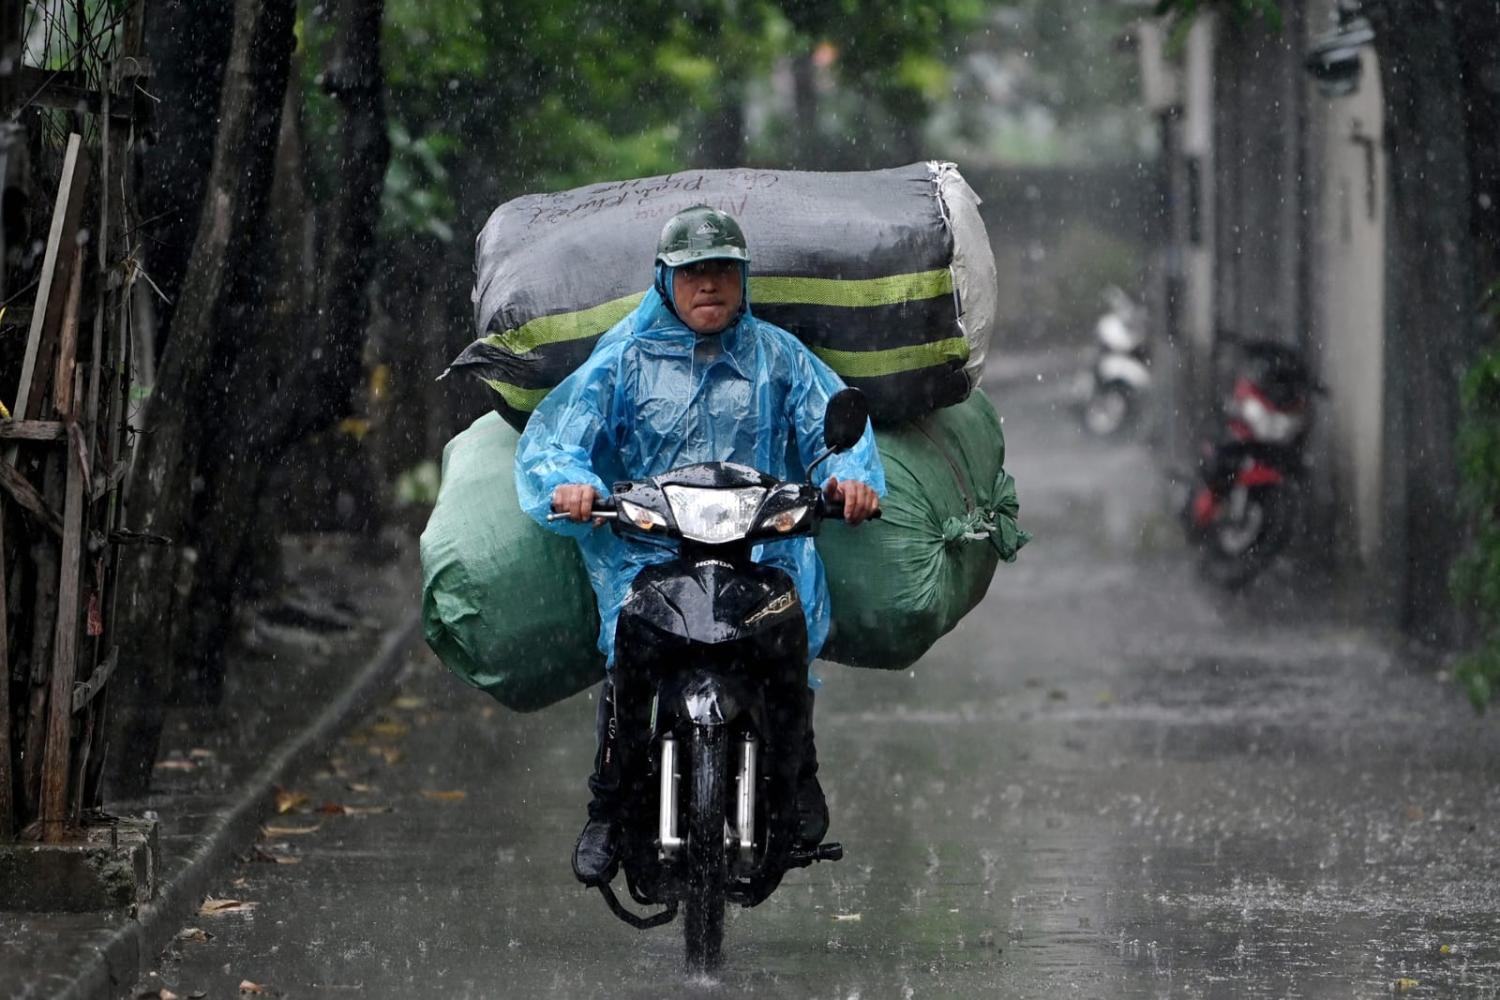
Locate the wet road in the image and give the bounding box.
[133,374,1500,999]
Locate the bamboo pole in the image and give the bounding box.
[0,504,12,839]
[39,400,87,842]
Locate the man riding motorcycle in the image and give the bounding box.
[514,205,885,885]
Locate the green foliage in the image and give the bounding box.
[1154,0,1283,51]
[1453,285,1500,710]
[394,460,441,508]
[382,124,457,243]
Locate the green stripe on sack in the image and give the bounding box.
[485,292,645,355]
[751,270,953,308]
[811,337,970,379]
[483,379,552,412]
[484,270,954,354]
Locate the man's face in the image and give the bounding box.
[672,260,744,335]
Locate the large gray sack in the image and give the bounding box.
[448,162,996,430]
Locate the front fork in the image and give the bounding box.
[658,732,758,867]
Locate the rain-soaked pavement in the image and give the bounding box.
[132,371,1500,999]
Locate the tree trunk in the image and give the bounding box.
[1453,3,1500,287]
[137,0,236,343]
[249,0,389,442]
[698,79,745,169]
[108,0,296,796]
[178,0,390,709]
[1366,2,1484,644]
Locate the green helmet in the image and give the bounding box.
[655,205,750,268]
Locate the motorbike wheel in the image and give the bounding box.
[684,724,728,972]
[1082,381,1136,438]
[1199,485,1293,590]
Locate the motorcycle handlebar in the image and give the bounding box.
[817,498,882,522]
[546,500,618,523]
[547,498,881,524]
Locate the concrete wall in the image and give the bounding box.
[1144,0,1390,577]
[1308,37,1386,566]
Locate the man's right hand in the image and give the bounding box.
[551,484,603,523]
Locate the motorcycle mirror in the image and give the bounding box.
[823,389,869,453]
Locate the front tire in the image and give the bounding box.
[1082,381,1136,438]
[1199,485,1293,590]
[684,725,728,972]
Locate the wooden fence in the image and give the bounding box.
[1,1,148,844]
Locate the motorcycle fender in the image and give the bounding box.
[675,673,764,730]
[1190,487,1218,527]
[1236,463,1285,488]
[1097,353,1151,389]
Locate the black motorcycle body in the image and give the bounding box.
[554,390,872,970]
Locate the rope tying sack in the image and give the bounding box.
[941,470,1030,560]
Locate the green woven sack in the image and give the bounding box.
[420,412,605,710]
[818,390,1029,670]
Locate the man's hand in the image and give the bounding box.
[823,477,880,525]
[551,483,604,524]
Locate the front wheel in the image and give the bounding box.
[1082,381,1136,438]
[1199,484,1293,590]
[684,725,728,971]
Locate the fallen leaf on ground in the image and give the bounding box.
[367,720,410,740]
[834,913,862,922]
[199,897,257,916]
[367,745,403,765]
[154,759,195,772]
[273,787,310,814]
[230,877,250,890]
[420,789,467,802]
[250,845,302,865]
[239,981,267,995]
[390,695,426,711]
[1395,979,1419,992]
[1440,943,1454,956]
[346,781,375,793]
[261,822,320,836]
[317,801,392,816]
[174,927,213,943]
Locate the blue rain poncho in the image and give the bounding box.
[515,278,886,667]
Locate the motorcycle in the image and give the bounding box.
[1181,336,1321,589]
[1078,286,1151,438]
[550,388,877,971]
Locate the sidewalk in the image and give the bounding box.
[0,533,424,1000]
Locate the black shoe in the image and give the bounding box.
[796,773,829,846]
[796,688,829,845]
[572,816,621,885]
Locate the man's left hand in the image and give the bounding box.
[823,477,880,525]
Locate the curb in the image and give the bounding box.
[54,614,423,1000]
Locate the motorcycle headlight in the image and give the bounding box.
[618,498,669,532]
[663,486,767,544]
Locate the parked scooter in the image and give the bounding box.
[1078,286,1151,438]
[550,389,877,971]
[1181,336,1321,589]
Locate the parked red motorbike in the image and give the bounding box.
[1182,336,1322,589]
